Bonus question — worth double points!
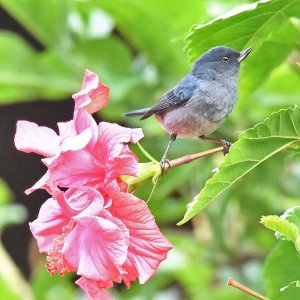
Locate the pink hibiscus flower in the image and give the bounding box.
[15,70,172,299]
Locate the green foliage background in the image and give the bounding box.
[0,0,300,299]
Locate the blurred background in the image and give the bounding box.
[0,0,299,299]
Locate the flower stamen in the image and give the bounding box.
[46,221,74,277]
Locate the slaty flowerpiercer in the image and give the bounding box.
[124,46,252,171]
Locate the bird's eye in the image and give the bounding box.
[222,56,229,62]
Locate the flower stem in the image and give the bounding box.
[167,146,223,170]
[137,142,158,163]
[227,278,269,300]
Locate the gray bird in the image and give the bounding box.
[124,46,252,171]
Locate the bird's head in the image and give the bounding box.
[192,46,252,76]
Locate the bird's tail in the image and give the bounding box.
[123,108,150,118]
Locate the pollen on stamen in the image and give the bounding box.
[46,222,74,277]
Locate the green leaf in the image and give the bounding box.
[0,275,20,300]
[185,0,300,60]
[276,206,300,253]
[238,20,300,103]
[279,206,300,228]
[280,280,300,292]
[260,215,300,254]
[185,0,300,103]
[257,63,300,106]
[264,242,300,299]
[178,106,300,225]
[261,215,298,243]
[1,0,71,48]
[31,265,75,300]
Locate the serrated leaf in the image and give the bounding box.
[279,206,300,228]
[260,215,300,254]
[261,215,298,242]
[185,0,300,103]
[178,106,300,225]
[276,206,300,254]
[185,0,300,60]
[264,242,300,299]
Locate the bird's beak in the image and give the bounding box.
[238,47,253,63]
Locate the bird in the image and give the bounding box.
[124,46,252,172]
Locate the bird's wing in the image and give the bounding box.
[140,75,198,120]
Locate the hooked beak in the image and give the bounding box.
[238,47,252,63]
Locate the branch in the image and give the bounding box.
[166,146,223,170]
[227,278,269,300]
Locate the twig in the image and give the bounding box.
[166,146,223,170]
[227,278,269,300]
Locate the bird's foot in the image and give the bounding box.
[199,135,232,155]
[160,157,172,176]
[220,140,232,155]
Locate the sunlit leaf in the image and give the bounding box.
[185,0,300,60]
[261,215,298,242]
[178,106,300,225]
[260,215,300,254]
[185,0,300,103]
[264,242,300,299]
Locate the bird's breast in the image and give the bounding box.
[156,82,237,138]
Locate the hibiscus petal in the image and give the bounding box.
[72,69,110,115]
[110,192,173,287]
[15,121,60,157]
[57,121,76,139]
[60,128,92,152]
[47,149,104,189]
[97,123,143,161]
[107,155,139,182]
[29,198,70,253]
[63,212,128,282]
[76,277,113,300]
[95,122,143,181]
[64,188,104,214]
[25,171,51,195]
[73,109,98,147]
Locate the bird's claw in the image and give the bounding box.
[220,140,232,155]
[160,158,172,176]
